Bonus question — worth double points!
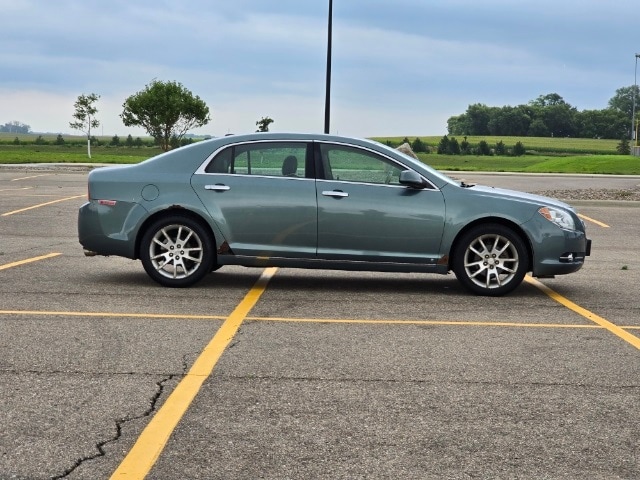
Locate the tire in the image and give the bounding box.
[140,215,215,287]
[452,224,529,296]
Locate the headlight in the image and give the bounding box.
[538,206,575,231]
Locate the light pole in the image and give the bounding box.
[324,0,333,134]
[632,53,640,146]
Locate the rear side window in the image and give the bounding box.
[206,142,308,177]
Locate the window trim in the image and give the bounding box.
[313,141,438,190]
[195,140,314,179]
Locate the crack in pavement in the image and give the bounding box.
[49,372,179,480]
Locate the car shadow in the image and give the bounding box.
[88,267,542,299]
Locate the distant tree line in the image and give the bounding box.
[447,87,639,140]
[4,134,156,148]
[395,136,526,156]
[0,121,31,134]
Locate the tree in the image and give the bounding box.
[608,85,640,120]
[69,93,100,158]
[447,114,467,135]
[110,135,120,146]
[464,104,492,135]
[256,116,274,132]
[55,134,65,145]
[121,80,211,152]
[528,118,550,137]
[487,106,531,136]
[575,109,628,139]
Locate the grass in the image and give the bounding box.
[423,154,640,175]
[0,145,159,164]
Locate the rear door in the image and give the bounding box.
[191,141,317,258]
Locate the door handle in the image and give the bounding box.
[322,190,348,198]
[205,184,230,191]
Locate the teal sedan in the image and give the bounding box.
[78,133,590,296]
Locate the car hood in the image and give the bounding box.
[467,185,575,211]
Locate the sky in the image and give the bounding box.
[1,0,639,138]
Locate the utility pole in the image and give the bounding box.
[324,0,333,134]
[632,53,640,145]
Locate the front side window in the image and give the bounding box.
[320,144,404,185]
[206,142,307,177]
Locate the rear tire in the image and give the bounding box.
[140,215,214,287]
[452,224,529,296]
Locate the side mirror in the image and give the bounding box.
[399,170,426,189]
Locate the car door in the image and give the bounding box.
[315,142,446,264]
[191,141,317,258]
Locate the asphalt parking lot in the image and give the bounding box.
[1,168,639,479]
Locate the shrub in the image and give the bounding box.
[411,137,428,153]
[616,137,630,155]
[437,135,450,154]
[476,140,491,156]
[513,141,526,157]
[448,137,461,154]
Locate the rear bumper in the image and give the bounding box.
[78,200,148,259]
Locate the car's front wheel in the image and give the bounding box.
[140,215,214,287]
[452,224,529,296]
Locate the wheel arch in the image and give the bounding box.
[448,217,533,272]
[134,207,217,260]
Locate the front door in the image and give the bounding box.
[316,143,445,264]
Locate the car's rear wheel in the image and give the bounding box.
[140,215,214,287]
[452,224,529,296]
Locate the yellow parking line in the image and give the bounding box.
[1,309,639,331]
[246,316,602,329]
[1,194,85,216]
[11,174,51,181]
[525,276,640,350]
[0,187,32,192]
[0,310,226,320]
[0,253,62,271]
[578,213,609,228]
[110,267,278,479]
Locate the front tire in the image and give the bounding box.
[452,224,529,296]
[140,215,214,287]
